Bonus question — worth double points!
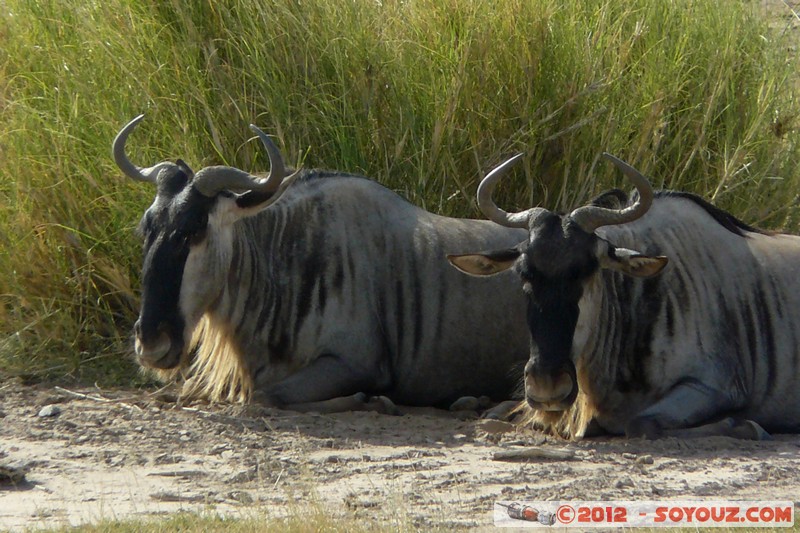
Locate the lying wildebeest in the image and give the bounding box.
[113,115,530,413]
[449,153,800,439]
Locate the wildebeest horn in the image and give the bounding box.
[569,153,654,233]
[249,124,291,191]
[113,114,176,183]
[477,153,547,229]
[191,125,300,198]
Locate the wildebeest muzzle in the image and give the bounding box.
[133,318,184,369]
[524,358,578,411]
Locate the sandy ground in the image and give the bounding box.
[1,381,799,531]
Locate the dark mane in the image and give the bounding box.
[249,168,361,185]
[655,190,767,237]
[294,168,368,182]
[588,188,767,237]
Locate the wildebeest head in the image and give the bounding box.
[448,154,668,412]
[113,115,299,370]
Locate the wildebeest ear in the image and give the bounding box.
[212,191,276,224]
[601,246,668,278]
[176,159,195,177]
[447,249,521,277]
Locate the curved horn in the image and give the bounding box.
[477,153,544,229]
[192,125,300,198]
[192,166,274,197]
[249,124,288,191]
[569,152,654,233]
[112,114,175,183]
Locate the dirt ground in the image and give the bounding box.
[1,381,799,531]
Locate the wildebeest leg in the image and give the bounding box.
[658,418,771,440]
[256,354,398,414]
[625,378,740,439]
[277,393,401,415]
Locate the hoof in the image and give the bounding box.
[366,395,402,416]
[350,392,368,403]
[449,396,480,412]
[730,419,771,441]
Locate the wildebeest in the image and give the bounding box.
[448,153,800,439]
[113,115,530,413]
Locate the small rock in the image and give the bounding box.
[227,468,258,483]
[208,444,230,455]
[695,482,722,496]
[477,419,516,435]
[344,496,380,509]
[153,393,178,404]
[150,491,204,503]
[153,453,183,465]
[37,405,61,418]
[635,455,654,465]
[615,479,634,489]
[0,463,28,485]
[227,490,254,505]
[148,470,207,479]
[492,447,578,462]
[41,394,68,405]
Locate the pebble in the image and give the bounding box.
[477,419,516,435]
[208,444,230,455]
[227,467,258,483]
[227,490,254,504]
[37,405,61,418]
[0,464,28,484]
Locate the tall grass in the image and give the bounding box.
[1,0,798,383]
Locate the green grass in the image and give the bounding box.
[36,510,432,533]
[1,0,799,383]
